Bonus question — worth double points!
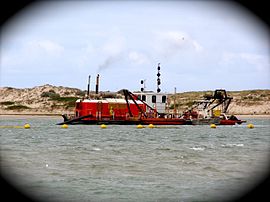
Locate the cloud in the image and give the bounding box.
[1,39,64,68]
[26,39,64,56]
[100,36,126,56]
[240,53,269,71]
[96,35,127,73]
[153,31,204,57]
[128,51,150,65]
[37,40,64,53]
[192,40,203,52]
[221,52,269,72]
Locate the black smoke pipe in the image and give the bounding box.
[95,74,99,94]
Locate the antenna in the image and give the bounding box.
[157,63,161,93]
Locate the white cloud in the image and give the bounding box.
[221,52,269,72]
[162,31,186,47]
[25,39,64,56]
[100,36,126,56]
[239,53,269,71]
[1,39,65,75]
[221,52,235,63]
[154,31,203,55]
[1,39,65,68]
[192,40,203,52]
[128,51,150,65]
[37,40,64,53]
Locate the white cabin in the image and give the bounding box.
[133,91,167,113]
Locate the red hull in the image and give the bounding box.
[140,118,188,125]
[220,120,236,125]
[219,119,246,125]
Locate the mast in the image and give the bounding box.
[157,63,161,93]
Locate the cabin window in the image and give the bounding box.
[142,95,146,101]
[162,95,166,103]
[137,95,141,100]
[152,95,156,103]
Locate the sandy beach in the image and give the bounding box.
[235,114,270,119]
[0,114,62,119]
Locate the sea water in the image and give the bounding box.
[0,116,269,202]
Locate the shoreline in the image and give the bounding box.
[0,113,62,118]
[235,114,270,119]
[1,113,269,119]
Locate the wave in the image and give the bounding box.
[221,143,244,148]
[190,146,205,151]
[92,147,101,151]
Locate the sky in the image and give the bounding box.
[1,0,269,93]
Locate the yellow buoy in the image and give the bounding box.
[247,124,254,129]
[210,124,216,128]
[24,123,31,129]
[100,124,107,129]
[137,124,144,129]
[148,124,155,129]
[61,124,68,129]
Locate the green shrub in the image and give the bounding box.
[252,97,261,101]
[49,93,60,100]
[49,96,78,102]
[76,90,86,96]
[40,90,60,100]
[0,101,15,105]
[203,93,212,100]
[41,91,60,98]
[41,91,53,97]
[64,101,76,109]
[6,105,30,110]
[169,103,181,109]
[186,101,196,107]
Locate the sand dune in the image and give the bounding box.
[0,85,269,116]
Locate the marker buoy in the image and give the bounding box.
[100,124,107,129]
[24,124,31,129]
[210,124,216,128]
[148,124,155,129]
[61,124,68,129]
[137,124,144,129]
[247,124,254,129]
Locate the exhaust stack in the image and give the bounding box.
[87,75,91,98]
[95,74,100,94]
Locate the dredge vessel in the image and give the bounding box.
[58,64,245,125]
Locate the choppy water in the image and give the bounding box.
[1,116,270,202]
